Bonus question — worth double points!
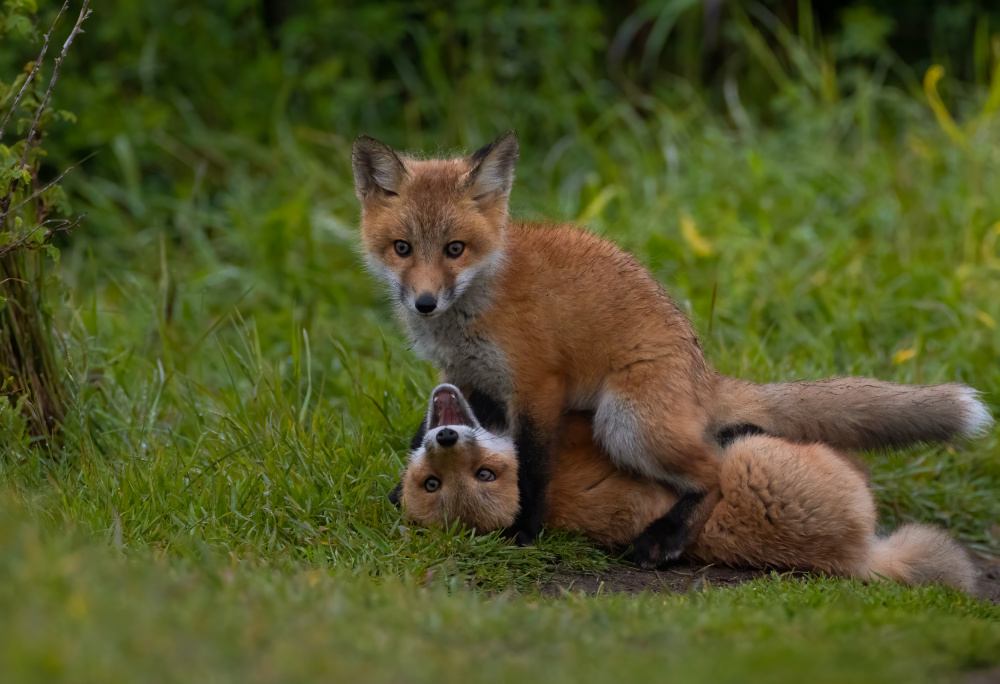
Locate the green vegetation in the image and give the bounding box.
[0,1,998,681]
[1,508,997,684]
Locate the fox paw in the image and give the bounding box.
[502,522,541,547]
[632,522,688,570]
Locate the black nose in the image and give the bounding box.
[415,293,437,314]
[435,428,458,448]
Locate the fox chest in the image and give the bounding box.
[407,318,513,404]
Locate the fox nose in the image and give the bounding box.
[436,428,458,448]
[415,293,437,314]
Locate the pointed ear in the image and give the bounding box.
[463,131,519,206]
[352,135,407,201]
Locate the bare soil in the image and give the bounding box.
[540,554,1000,604]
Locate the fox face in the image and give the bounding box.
[401,384,520,532]
[352,133,519,317]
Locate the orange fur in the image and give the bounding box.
[355,133,992,561]
[401,391,976,592]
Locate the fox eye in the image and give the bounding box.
[475,468,495,482]
[394,240,412,257]
[424,477,440,492]
[445,241,465,258]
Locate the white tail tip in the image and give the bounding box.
[958,387,994,439]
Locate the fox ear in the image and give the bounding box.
[464,131,519,206]
[352,135,407,201]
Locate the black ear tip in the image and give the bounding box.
[353,134,379,151]
[388,481,403,508]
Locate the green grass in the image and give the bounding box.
[2,2,1000,681]
[1,506,998,684]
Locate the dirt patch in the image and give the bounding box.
[966,667,1000,684]
[540,554,1000,603]
[539,563,778,596]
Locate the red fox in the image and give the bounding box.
[353,132,993,566]
[400,385,978,593]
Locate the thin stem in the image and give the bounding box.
[0,2,68,144]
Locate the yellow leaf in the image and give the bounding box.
[680,212,713,257]
[893,348,916,364]
[977,311,996,329]
[923,65,967,147]
[577,185,620,224]
[67,593,87,619]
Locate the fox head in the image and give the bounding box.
[400,384,521,532]
[351,133,519,317]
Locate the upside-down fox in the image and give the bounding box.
[352,132,993,567]
[400,385,977,593]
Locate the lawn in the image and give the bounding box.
[1,2,999,682]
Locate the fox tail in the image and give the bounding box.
[861,524,977,593]
[715,376,992,451]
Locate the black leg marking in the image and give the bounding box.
[466,390,509,433]
[716,423,766,449]
[632,491,705,569]
[503,416,548,545]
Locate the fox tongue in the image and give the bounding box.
[431,388,472,428]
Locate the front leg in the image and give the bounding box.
[465,389,509,433]
[504,415,549,545]
[631,488,720,569]
[503,375,565,545]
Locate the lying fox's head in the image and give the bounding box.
[351,133,519,317]
[401,384,520,532]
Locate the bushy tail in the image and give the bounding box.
[715,376,992,451]
[862,524,977,593]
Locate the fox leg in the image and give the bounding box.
[464,388,509,433]
[593,376,722,566]
[505,374,565,545]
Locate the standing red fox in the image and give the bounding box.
[352,132,993,567]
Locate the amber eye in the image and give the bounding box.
[394,240,412,257]
[424,477,440,493]
[445,241,465,258]
[475,468,495,482]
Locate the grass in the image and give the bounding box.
[1,2,1000,681]
[1,507,998,684]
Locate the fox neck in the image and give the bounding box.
[396,245,513,405]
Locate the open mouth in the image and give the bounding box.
[428,385,477,429]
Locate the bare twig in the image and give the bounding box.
[0,214,84,260]
[1,1,90,235]
[0,2,68,144]
[16,1,91,174]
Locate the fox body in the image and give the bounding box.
[401,385,977,593]
[353,132,993,565]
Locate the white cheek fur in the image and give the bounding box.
[473,428,515,456]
